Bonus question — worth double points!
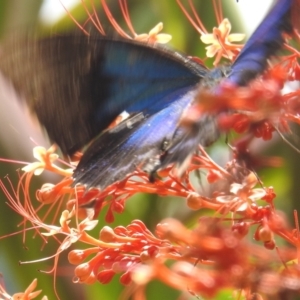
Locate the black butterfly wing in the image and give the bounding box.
[229,0,293,85]
[73,87,194,189]
[0,34,207,155]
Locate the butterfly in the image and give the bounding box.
[0,0,294,190]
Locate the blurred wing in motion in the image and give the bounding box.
[0,35,207,155]
[0,33,210,188]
